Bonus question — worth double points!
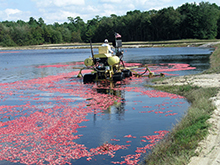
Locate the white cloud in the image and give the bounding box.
[29,0,87,23]
[32,0,85,8]
[31,0,52,8]
[131,0,175,11]
[38,9,81,24]
[99,0,122,3]
[5,8,21,16]
[86,5,100,13]
[28,0,177,23]
[102,4,115,10]
[4,0,217,24]
[53,0,85,7]
[0,8,31,22]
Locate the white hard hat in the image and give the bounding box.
[104,39,108,43]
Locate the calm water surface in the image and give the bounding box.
[0,47,213,83]
[0,47,214,165]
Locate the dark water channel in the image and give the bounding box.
[0,47,214,165]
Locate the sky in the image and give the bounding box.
[0,0,220,24]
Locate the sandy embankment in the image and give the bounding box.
[149,40,220,165]
[154,73,220,165]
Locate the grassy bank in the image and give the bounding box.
[204,44,220,74]
[144,44,220,164]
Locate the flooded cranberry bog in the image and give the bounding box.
[0,47,214,164]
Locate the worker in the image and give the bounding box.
[102,39,113,54]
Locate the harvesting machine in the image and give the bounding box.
[75,34,164,84]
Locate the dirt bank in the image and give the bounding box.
[0,40,219,50]
[154,74,220,88]
[154,74,220,165]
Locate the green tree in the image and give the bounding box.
[42,26,52,43]
[178,3,200,38]
[152,7,181,40]
[121,10,142,41]
[53,22,60,28]
[60,27,71,42]
[178,2,219,39]
[51,29,62,43]
[17,20,26,26]
[29,26,44,45]
[28,17,38,27]
[1,2,220,46]
[217,16,220,38]
[71,30,82,42]
[197,2,219,39]
[85,27,95,42]
[67,16,86,41]
[93,16,114,42]
[0,23,17,46]
[0,34,17,47]
[11,25,31,45]
[140,12,152,41]
[38,17,45,27]
[85,16,100,42]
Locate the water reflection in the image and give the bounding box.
[94,82,126,121]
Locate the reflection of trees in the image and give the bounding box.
[114,97,125,121]
[126,54,211,65]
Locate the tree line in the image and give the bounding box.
[0,1,220,47]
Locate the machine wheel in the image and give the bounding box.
[83,74,95,84]
[122,69,132,78]
[113,72,125,82]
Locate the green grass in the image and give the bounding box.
[144,44,220,165]
[204,43,220,74]
[144,85,218,164]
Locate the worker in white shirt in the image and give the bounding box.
[101,39,113,54]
